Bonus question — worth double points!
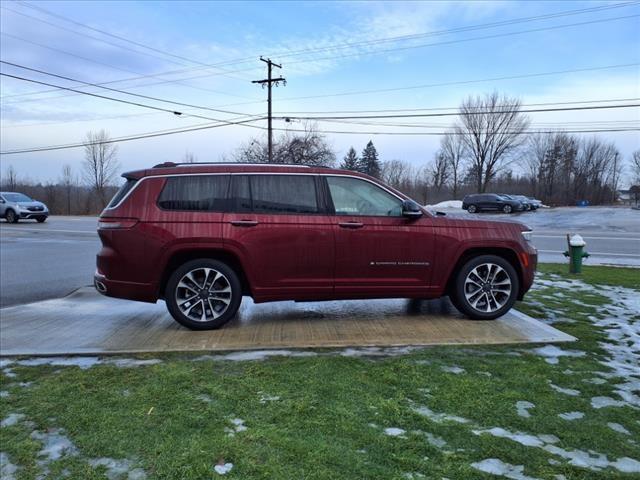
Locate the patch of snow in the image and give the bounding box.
[196,394,212,403]
[476,371,492,377]
[424,432,447,448]
[441,366,465,374]
[197,350,318,362]
[0,413,25,428]
[403,473,425,479]
[558,412,584,421]
[214,462,233,475]
[607,422,631,435]
[412,405,470,424]
[225,418,247,436]
[89,458,147,480]
[472,427,550,448]
[529,345,586,365]
[549,383,581,396]
[31,428,79,462]
[426,200,463,209]
[0,452,19,480]
[0,391,8,398]
[516,401,535,418]
[591,396,627,409]
[384,427,406,437]
[471,458,540,480]
[583,377,607,385]
[258,393,280,404]
[10,357,162,370]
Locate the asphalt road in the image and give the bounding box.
[0,208,638,307]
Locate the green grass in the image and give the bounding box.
[1,264,638,479]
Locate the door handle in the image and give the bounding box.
[338,222,364,229]
[230,220,258,227]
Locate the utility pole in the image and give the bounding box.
[252,57,285,162]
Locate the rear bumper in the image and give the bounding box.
[94,271,157,303]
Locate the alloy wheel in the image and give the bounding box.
[463,263,512,313]
[175,267,232,322]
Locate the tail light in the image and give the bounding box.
[98,218,138,229]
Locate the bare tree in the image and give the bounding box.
[381,159,411,187]
[430,150,450,192]
[438,132,465,198]
[60,164,75,215]
[632,150,640,184]
[2,165,18,190]
[454,92,530,193]
[183,151,197,163]
[235,123,335,166]
[82,130,120,208]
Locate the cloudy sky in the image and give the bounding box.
[1,0,638,184]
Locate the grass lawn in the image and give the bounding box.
[1,264,639,479]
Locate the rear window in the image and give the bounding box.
[157,175,230,211]
[251,175,319,214]
[107,178,138,208]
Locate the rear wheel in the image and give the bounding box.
[450,254,519,320]
[502,204,512,214]
[165,259,242,330]
[467,204,478,213]
[5,209,18,223]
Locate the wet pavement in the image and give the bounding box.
[0,287,574,356]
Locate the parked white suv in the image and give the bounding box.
[0,192,49,223]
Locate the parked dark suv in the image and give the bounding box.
[462,194,524,214]
[96,163,537,330]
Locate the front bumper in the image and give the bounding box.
[18,210,48,219]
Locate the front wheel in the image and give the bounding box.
[165,259,242,330]
[467,204,478,213]
[5,209,18,223]
[36,216,47,223]
[450,255,519,320]
[502,204,512,214]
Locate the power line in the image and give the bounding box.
[277,103,640,121]
[0,117,267,155]
[0,61,256,117]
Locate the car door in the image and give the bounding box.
[324,175,434,297]
[223,174,335,301]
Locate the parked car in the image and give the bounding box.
[462,193,524,214]
[527,197,543,210]
[501,194,532,211]
[0,191,49,223]
[95,163,537,330]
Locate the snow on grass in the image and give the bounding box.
[590,396,628,409]
[383,427,406,437]
[0,391,8,398]
[31,428,79,462]
[224,418,247,436]
[258,392,280,404]
[0,413,25,428]
[412,405,470,424]
[529,345,586,365]
[196,394,213,403]
[423,432,447,448]
[214,462,233,475]
[607,422,631,435]
[441,365,465,374]
[515,401,535,418]
[558,412,584,421]
[471,458,541,480]
[3,357,163,370]
[89,458,147,480]
[473,427,640,473]
[548,383,581,397]
[0,452,19,480]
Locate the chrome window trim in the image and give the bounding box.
[105,171,406,211]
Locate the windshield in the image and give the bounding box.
[3,193,32,202]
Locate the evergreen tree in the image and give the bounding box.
[340,147,359,171]
[358,140,381,177]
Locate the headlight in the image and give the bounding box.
[522,230,533,242]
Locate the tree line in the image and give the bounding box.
[2,92,639,213]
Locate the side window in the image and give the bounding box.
[326,176,402,217]
[157,175,229,211]
[229,175,252,213]
[250,175,319,214]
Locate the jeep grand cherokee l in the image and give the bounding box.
[95,163,537,330]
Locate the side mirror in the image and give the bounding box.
[402,199,423,219]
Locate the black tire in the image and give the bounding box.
[467,204,478,213]
[36,216,47,223]
[502,204,512,214]
[165,258,242,330]
[5,209,18,223]
[450,254,519,320]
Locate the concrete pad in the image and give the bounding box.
[0,288,574,357]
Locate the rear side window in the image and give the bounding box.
[249,175,319,214]
[107,178,138,208]
[158,175,229,211]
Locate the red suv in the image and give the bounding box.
[95,163,537,330]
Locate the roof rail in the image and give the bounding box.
[152,162,332,169]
